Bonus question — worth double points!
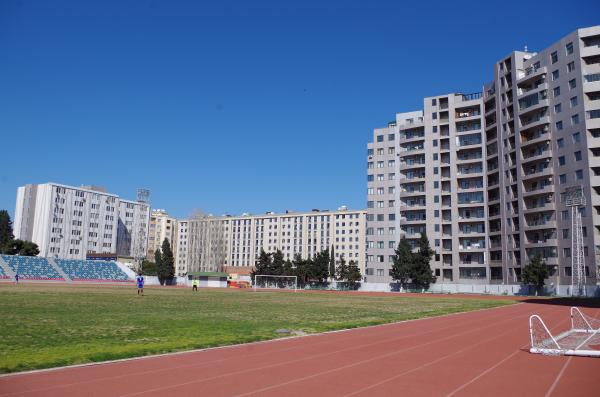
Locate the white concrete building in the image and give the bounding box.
[175,219,188,277]
[14,183,149,260]
[185,207,366,275]
[146,209,177,259]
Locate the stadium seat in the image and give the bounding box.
[0,265,8,279]
[54,259,130,282]
[1,255,63,280]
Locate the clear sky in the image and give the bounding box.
[0,0,597,219]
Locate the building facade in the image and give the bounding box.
[175,219,188,277]
[184,208,366,275]
[366,26,600,286]
[146,209,177,259]
[14,183,149,260]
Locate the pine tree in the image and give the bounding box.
[329,244,336,282]
[154,248,163,285]
[390,238,413,290]
[161,238,175,284]
[271,250,285,275]
[522,255,549,295]
[0,210,14,250]
[251,249,272,281]
[335,256,348,282]
[292,253,308,286]
[2,239,39,256]
[346,260,362,290]
[412,233,436,290]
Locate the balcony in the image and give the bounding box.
[520,129,550,148]
[517,82,549,99]
[522,164,553,181]
[459,92,482,102]
[523,183,554,197]
[520,115,550,131]
[521,149,552,164]
[517,66,547,85]
[524,219,556,231]
[456,122,482,134]
[524,239,558,248]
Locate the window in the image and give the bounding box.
[367,148,374,156]
[554,103,562,113]
[562,229,570,239]
[559,156,566,166]
[557,138,564,148]
[433,126,438,133]
[433,139,438,147]
[432,112,437,120]
[388,134,395,141]
[432,98,437,106]
[433,181,439,188]
[556,121,563,131]
[433,153,438,160]
[377,135,383,142]
[551,51,558,64]
[552,70,559,80]
[388,147,395,154]
[572,132,580,143]
[566,42,573,55]
[569,79,576,89]
[388,160,395,167]
[570,96,578,107]
[567,61,575,72]
[571,114,579,125]
[559,174,567,184]
[367,174,374,182]
[576,170,583,180]
[553,87,561,97]
[575,151,582,161]
[564,248,571,258]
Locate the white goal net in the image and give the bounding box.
[254,275,297,292]
[530,307,600,357]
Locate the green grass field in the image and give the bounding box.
[0,283,515,373]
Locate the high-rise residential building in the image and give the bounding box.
[184,208,366,275]
[366,26,600,286]
[14,183,150,260]
[175,219,188,277]
[146,209,177,259]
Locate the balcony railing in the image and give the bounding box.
[461,92,482,101]
[584,73,600,83]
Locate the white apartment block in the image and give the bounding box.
[175,219,188,277]
[14,183,149,260]
[146,209,177,259]
[184,208,366,275]
[366,26,600,286]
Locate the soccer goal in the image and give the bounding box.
[253,275,297,292]
[529,307,600,357]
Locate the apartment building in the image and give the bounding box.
[366,26,600,286]
[146,209,177,259]
[175,219,188,277]
[184,208,366,275]
[14,183,150,260]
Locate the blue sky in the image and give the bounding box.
[0,0,597,219]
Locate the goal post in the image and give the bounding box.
[530,307,600,357]
[253,275,297,292]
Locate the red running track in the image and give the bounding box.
[1,301,599,397]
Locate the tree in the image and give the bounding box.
[292,253,309,286]
[346,260,362,290]
[329,244,336,282]
[161,238,175,284]
[412,233,436,290]
[311,249,330,283]
[522,255,549,295]
[2,239,39,256]
[141,260,157,276]
[0,210,14,249]
[154,248,164,284]
[390,238,413,290]
[251,249,271,281]
[282,259,293,276]
[335,256,348,282]
[270,250,285,275]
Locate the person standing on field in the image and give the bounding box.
[192,278,199,292]
[136,274,144,296]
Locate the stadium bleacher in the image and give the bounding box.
[0,265,8,279]
[1,255,63,280]
[55,259,130,282]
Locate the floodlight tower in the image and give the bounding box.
[135,188,150,275]
[565,186,586,296]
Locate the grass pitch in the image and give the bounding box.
[0,283,515,373]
